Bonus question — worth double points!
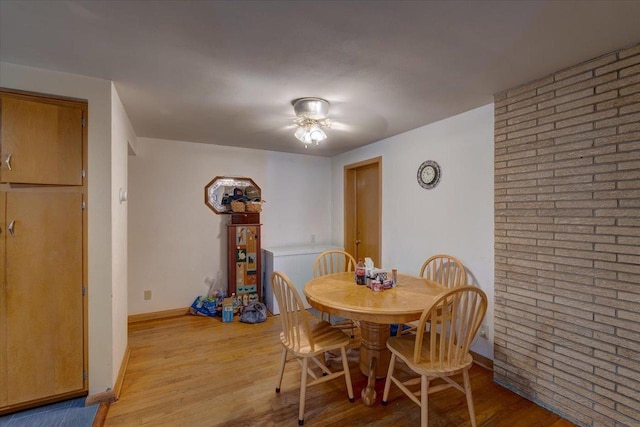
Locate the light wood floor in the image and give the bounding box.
[104,314,575,427]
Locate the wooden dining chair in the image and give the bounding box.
[312,249,356,277]
[382,285,488,427]
[419,254,467,288]
[312,250,358,337]
[397,254,467,336]
[271,271,354,426]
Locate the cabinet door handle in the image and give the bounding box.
[4,154,12,171]
[8,220,15,237]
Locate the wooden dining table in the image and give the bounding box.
[304,271,446,405]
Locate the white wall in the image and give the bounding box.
[128,138,332,314]
[0,62,121,393]
[331,104,495,358]
[110,84,136,383]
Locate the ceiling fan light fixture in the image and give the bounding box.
[292,97,331,147]
[294,125,308,142]
[294,123,327,145]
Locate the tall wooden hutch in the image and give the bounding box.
[205,177,262,304]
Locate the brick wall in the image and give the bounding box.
[494,43,640,427]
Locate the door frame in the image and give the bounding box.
[344,156,382,264]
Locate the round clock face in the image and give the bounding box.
[417,160,441,189]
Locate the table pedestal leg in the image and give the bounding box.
[359,321,390,407]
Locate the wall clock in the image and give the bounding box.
[417,160,441,189]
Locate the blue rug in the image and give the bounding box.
[0,397,98,427]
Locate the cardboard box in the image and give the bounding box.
[222,298,234,322]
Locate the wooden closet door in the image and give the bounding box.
[3,191,84,406]
[0,96,83,185]
[0,192,6,406]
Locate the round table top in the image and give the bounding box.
[304,272,447,324]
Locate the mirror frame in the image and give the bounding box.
[204,176,261,214]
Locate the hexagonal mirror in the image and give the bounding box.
[204,176,261,214]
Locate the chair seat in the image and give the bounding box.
[281,320,351,357]
[396,307,448,336]
[387,334,474,376]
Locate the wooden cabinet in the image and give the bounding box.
[227,223,261,304]
[0,93,84,185]
[0,89,87,414]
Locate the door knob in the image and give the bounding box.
[8,220,15,236]
[4,154,12,171]
[355,239,361,244]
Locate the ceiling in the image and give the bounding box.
[1,1,639,157]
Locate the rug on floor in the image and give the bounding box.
[308,307,351,323]
[0,397,98,427]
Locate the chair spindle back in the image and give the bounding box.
[313,250,356,278]
[419,254,467,288]
[271,271,314,352]
[413,286,487,369]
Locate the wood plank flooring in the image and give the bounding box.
[104,314,576,427]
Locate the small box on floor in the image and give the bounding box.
[222,298,234,322]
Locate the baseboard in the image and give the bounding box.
[0,391,87,416]
[92,402,110,427]
[471,350,493,371]
[128,307,190,324]
[113,346,131,400]
[85,389,116,406]
[88,345,129,414]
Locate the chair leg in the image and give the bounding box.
[463,368,477,427]
[381,353,397,404]
[340,346,354,402]
[395,324,403,336]
[421,374,429,427]
[299,357,309,425]
[276,347,287,392]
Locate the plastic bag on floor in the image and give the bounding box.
[190,296,218,317]
[239,301,267,324]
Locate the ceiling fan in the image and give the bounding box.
[291,97,332,147]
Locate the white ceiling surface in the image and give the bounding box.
[1,1,640,157]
